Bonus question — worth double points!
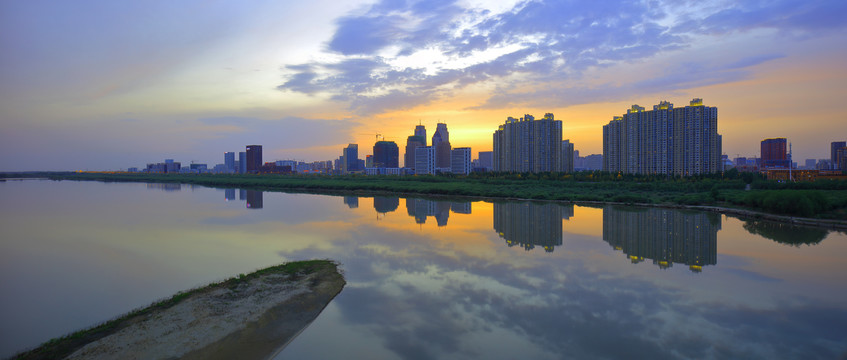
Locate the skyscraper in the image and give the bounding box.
[432,123,451,169]
[761,138,789,169]
[246,145,262,174]
[832,141,846,170]
[224,152,235,173]
[451,147,472,175]
[238,152,246,174]
[602,99,721,176]
[561,140,574,173]
[415,146,435,175]
[478,151,493,171]
[373,141,399,168]
[404,135,425,168]
[414,125,426,146]
[343,144,359,173]
[493,113,562,173]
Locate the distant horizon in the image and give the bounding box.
[2,1,846,171]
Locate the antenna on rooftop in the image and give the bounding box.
[789,142,793,182]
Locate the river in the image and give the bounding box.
[1,179,845,359]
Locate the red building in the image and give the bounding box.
[760,138,789,169]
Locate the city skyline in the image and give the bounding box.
[2,1,846,171]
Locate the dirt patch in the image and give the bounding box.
[15,261,345,360]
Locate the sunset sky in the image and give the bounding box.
[1,0,846,171]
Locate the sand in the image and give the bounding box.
[60,264,344,360]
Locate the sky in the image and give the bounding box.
[1,0,846,171]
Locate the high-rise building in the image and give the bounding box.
[246,145,262,174]
[561,140,575,173]
[238,152,246,174]
[451,147,472,175]
[804,159,817,170]
[493,113,562,173]
[839,147,847,172]
[432,123,451,168]
[224,152,235,173]
[832,141,846,170]
[478,151,493,170]
[761,138,789,169]
[415,146,435,175]
[373,141,399,168]
[404,135,426,169]
[603,99,721,176]
[415,125,427,146]
[342,144,359,174]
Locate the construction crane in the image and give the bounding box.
[358,133,385,142]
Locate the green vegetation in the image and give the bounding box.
[742,220,829,246]
[31,170,847,221]
[9,170,847,220]
[14,260,340,360]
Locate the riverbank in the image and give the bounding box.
[13,260,345,360]
[30,171,847,223]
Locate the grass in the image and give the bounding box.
[31,171,847,220]
[13,260,340,360]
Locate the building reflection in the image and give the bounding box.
[373,197,400,214]
[493,202,566,252]
[343,196,359,209]
[404,198,472,226]
[146,183,182,191]
[602,206,719,272]
[221,188,263,209]
[245,190,263,209]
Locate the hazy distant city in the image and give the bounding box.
[133,99,847,180]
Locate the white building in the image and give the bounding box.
[415,146,435,175]
[451,147,472,175]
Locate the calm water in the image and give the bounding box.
[1,179,846,359]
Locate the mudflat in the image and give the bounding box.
[15,260,345,360]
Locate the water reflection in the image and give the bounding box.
[245,190,263,209]
[602,206,719,272]
[343,196,358,209]
[146,183,182,191]
[494,202,566,252]
[4,181,847,359]
[220,189,263,209]
[742,220,828,246]
[404,198,471,226]
[373,197,399,214]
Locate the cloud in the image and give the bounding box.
[277,0,847,115]
[721,53,785,70]
[675,0,847,36]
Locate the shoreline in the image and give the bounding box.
[40,173,847,231]
[271,186,847,231]
[7,172,846,230]
[12,260,345,360]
